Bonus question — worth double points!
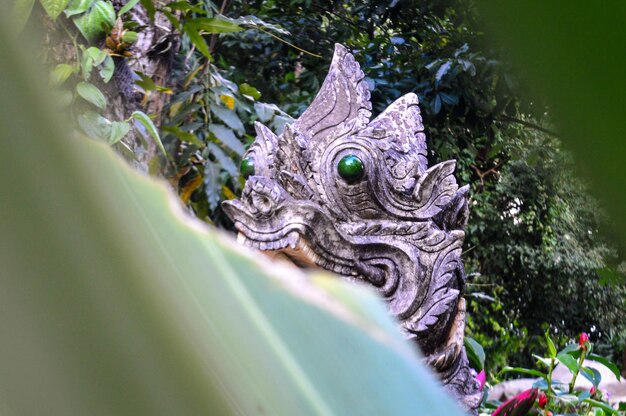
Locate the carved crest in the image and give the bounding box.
[222,44,481,412]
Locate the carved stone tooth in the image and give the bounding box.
[237,233,247,245]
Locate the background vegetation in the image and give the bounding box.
[14,0,626,390]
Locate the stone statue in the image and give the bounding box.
[222,44,482,413]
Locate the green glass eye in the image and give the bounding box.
[240,157,255,179]
[337,155,364,184]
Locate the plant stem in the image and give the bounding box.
[568,349,587,394]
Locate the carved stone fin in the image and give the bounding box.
[245,122,279,176]
[293,44,371,146]
[361,93,428,174]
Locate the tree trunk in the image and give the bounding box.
[38,0,177,173]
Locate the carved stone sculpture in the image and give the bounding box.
[222,44,482,413]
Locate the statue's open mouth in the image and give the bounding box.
[233,221,356,276]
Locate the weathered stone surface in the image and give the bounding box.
[222,44,481,412]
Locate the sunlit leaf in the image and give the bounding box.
[50,63,75,85]
[239,83,261,101]
[180,174,203,203]
[187,17,242,33]
[219,94,235,109]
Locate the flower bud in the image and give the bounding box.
[476,370,486,390]
[590,386,596,396]
[579,332,590,350]
[538,392,547,409]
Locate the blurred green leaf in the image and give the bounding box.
[188,17,242,33]
[50,63,75,85]
[11,0,35,30]
[118,0,139,16]
[76,81,107,109]
[131,110,166,156]
[39,0,70,20]
[109,121,130,144]
[478,2,626,253]
[500,366,545,378]
[1,22,466,416]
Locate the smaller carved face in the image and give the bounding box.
[222,44,469,353]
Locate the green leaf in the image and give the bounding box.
[1,31,467,415]
[109,121,130,144]
[208,124,245,156]
[161,125,203,146]
[39,0,70,20]
[187,17,242,33]
[64,0,91,17]
[118,0,139,16]
[76,81,107,109]
[183,23,212,60]
[556,352,579,375]
[130,110,166,156]
[211,106,244,134]
[464,337,485,371]
[138,0,154,20]
[587,353,622,381]
[50,63,75,85]
[500,366,545,378]
[99,55,114,83]
[558,343,579,356]
[11,0,36,31]
[77,111,111,140]
[239,83,261,101]
[545,330,557,358]
[580,366,602,387]
[72,0,115,42]
[206,142,238,177]
[532,354,552,368]
[583,399,620,416]
[121,30,138,43]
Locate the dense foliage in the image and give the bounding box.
[20,0,626,379]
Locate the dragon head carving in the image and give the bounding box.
[222,44,481,412]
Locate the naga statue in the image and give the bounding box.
[222,44,482,413]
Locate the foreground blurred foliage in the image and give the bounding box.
[0,15,466,415]
[18,0,626,382]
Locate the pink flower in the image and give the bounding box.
[590,386,596,396]
[476,370,486,390]
[538,392,547,409]
[492,387,539,416]
[579,332,590,350]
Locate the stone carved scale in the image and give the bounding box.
[222,44,482,412]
